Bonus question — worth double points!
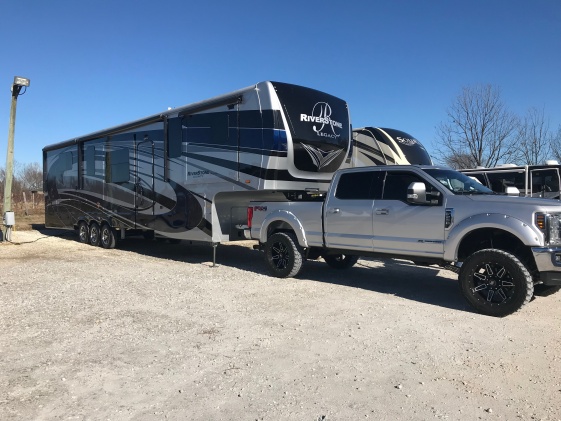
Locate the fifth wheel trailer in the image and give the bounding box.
[350,127,433,167]
[43,81,352,250]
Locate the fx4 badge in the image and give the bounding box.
[301,143,343,171]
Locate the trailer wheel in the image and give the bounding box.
[89,222,101,247]
[265,232,304,278]
[459,249,533,317]
[100,223,117,249]
[78,221,89,244]
[323,254,359,269]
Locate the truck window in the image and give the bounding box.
[468,173,487,186]
[335,171,382,200]
[382,171,427,201]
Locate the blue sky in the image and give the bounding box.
[1,0,560,166]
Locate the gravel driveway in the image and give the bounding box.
[1,229,561,420]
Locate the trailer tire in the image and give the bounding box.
[323,254,359,269]
[78,221,89,244]
[265,232,304,278]
[89,222,101,247]
[459,249,533,317]
[100,223,117,249]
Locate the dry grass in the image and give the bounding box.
[2,207,45,231]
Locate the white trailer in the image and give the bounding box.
[461,162,561,200]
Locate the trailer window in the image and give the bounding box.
[45,146,78,191]
[84,138,105,179]
[486,171,525,194]
[167,117,183,158]
[184,112,231,146]
[531,169,560,198]
[105,148,130,183]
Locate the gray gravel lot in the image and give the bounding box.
[1,229,561,421]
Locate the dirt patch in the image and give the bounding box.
[1,208,45,231]
[1,230,560,420]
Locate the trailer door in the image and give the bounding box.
[530,168,560,199]
[135,137,156,228]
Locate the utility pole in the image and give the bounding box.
[2,76,30,242]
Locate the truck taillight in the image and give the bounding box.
[247,206,254,229]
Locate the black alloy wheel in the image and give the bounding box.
[265,232,304,278]
[459,249,533,317]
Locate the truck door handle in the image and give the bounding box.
[375,208,389,215]
[328,208,340,214]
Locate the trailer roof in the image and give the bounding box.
[43,82,260,152]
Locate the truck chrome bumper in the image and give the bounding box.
[531,247,561,285]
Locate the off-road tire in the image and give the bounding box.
[459,249,533,317]
[265,232,304,278]
[323,254,359,269]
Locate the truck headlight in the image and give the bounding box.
[536,213,561,245]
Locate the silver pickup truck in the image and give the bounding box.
[247,165,561,317]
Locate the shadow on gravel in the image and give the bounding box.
[44,229,470,314]
[303,258,470,313]
[31,224,75,237]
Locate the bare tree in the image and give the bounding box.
[443,152,479,169]
[1,162,44,214]
[551,125,561,163]
[435,84,518,169]
[513,107,553,165]
[17,162,43,191]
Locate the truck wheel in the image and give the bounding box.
[89,222,101,247]
[324,254,359,269]
[265,232,304,278]
[100,223,117,249]
[459,249,533,317]
[78,221,89,244]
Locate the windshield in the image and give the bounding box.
[424,168,494,195]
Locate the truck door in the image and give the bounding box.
[372,170,445,258]
[530,168,560,199]
[135,137,156,228]
[323,170,380,251]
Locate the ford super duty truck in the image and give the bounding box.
[246,165,561,317]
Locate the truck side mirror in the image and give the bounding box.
[505,186,520,196]
[407,182,427,204]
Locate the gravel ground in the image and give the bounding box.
[1,229,561,421]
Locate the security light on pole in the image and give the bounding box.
[2,76,30,242]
